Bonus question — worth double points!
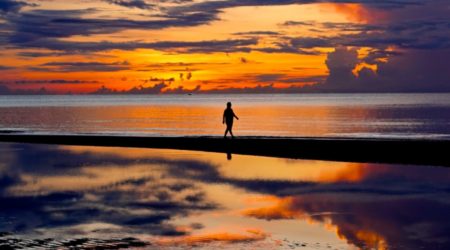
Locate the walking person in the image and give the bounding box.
[223,102,239,138]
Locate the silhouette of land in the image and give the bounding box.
[1,133,449,167]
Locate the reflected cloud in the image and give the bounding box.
[0,143,218,237]
[156,229,268,246]
[243,194,450,249]
[0,142,449,248]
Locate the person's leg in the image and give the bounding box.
[229,124,234,138]
[224,128,228,138]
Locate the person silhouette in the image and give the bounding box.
[223,102,239,138]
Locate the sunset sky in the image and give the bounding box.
[0,0,449,94]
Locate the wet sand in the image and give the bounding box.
[1,133,449,167]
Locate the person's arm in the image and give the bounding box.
[233,111,239,120]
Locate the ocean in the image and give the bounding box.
[1,93,450,139]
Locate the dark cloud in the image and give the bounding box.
[232,31,281,36]
[204,84,296,94]
[92,83,168,94]
[0,0,32,14]
[164,84,200,94]
[0,85,13,95]
[126,83,167,94]
[12,37,257,53]
[0,65,14,70]
[0,85,48,95]
[137,62,229,72]
[16,51,72,57]
[103,0,155,10]
[92,82,201,94]
[254,43,321,55]
[6,8,218,44]
[3,1,436,54]
[142,77,175,83]
[32,61,131,72]
[287,19,450,50]
[13,79,99,84]
[282,21,315,26]
[249,73,326,84]
[254,74,285,82]
[167,0,424,18]
[320,46,359,91]
[308,47,450,92]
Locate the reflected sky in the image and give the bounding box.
[1,142,449,249]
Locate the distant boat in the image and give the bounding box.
[188,93,193,96]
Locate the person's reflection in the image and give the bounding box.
[227,152,232,160]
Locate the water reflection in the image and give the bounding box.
[0,143,449,249]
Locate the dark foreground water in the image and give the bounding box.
[1,94,450,139]
[0,142,449,249]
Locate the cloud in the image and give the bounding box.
[309,47,450,92]
[0,0,32,14]
[126,82,167,94]
[103,0,155,9]
[13,79,99,84]
[12,37,258,53]
[136,61,229,72]
[282,21,315,26]
[92,82,201,94]
[286,19,450,50]
[253,42,321,55]
[0,65,13,70]
[142,77,175,83]
[6,8,218,44]
[32,61,131,72]
[323,46,358,90]
[232,31,281,36]
[167,0,424,17]
[4,2,436,54]
[92,83,169,94]
[16,51,72,57]
[0,85,48,95]
[252,73,326,84]
[164,85,200,94]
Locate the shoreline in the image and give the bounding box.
[1,133,449,167]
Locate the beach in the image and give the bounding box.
[1,133,450,167]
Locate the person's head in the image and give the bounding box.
[227,102,232,108]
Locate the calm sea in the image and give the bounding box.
[1,93,450,139]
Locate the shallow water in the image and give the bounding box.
[1,94,450,139]
[0,142,449,249]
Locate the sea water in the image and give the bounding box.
[1,93,450,139]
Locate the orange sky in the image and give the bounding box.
[0,1,375,94]
[2,0,447,94]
